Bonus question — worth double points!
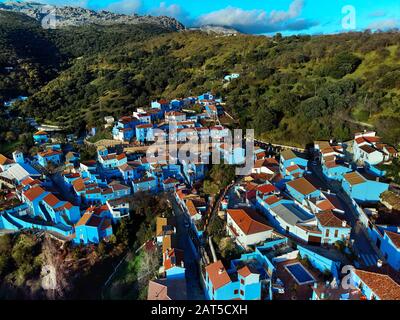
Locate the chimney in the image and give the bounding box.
[181,261,185,268]
[313,282,318,288]
[218,267,225,275]
[342,220,347,227]
[320,293,325,299]
[377,260,383,268]
[327,189,331,195]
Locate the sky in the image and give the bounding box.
[4,0,400,35]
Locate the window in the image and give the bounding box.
[325,229,330,237]
[240,290,244,296]
[240,279,245,285]
[334,230,338,238]
[234,289,238,295]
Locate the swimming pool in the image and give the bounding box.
[285,263,315,285]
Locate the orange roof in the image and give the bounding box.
[38,149,62,157]
[205,261,232,290]
[21,177,41,187]
[34,131,48,136]
[116,153,126,160]
[23,186,46,201]
[257,184,278,195]
[354,269,400,300]
[185,199,199,217]
[237,265,259,278]
[385,231,400,249]
[43,193,61,207]
[343,172,365,186]
[227,208,272,235]
[286,177,317,195]
[0,154,14,166]
[265,195,282,205]
[316,211,349,228]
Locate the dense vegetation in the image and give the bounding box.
[1,11,400,148]
[0,11,172,150]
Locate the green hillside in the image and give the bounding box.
[1,11,400,147]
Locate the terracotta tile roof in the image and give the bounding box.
[237,265,259,278]
[156,217,168,237]
[343,172,366,186]
[264,195,282,205]
[286,177,317,195]
[21,177,41,187]
[23,186,46,201]
[33,131,48,136]
[385,231,400,249]
[316,199,335,211]
[257,184,278,195]
[227,208,272,235]
[147,280,171,300]
[354,269,400,300]
[281,149,297,160]
[0,154,14,166]
[205,261,232,290]
[286,164,301,172]
[43,193,61,207]
[185,199,199,217]
[316,211,349,228]
[38,149,62,157]
[116,153,126,160]
[359,145,378,154]
[75,213,92,227]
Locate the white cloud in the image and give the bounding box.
[196,0,316,34]
[149,2,191,24]
[269,0,304,24]
[106,0,142,15]
[368,18,399,30]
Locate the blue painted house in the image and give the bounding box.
[135,123,154,143]
[37,149,63,167]
[315,211,351,245]
[204,258,265,300]
[74,208,113,244]
[349,269,400,300]
[280,149,308,174]
[163,248,185,279]
[285,177,321,204]
[132,175,158,193]
[378,228,400,271]
[33,131,49,144]
[342,171,389,203]
[322,161,352,181]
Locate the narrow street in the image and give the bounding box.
[309,163,380,267]
[169,195,205,300]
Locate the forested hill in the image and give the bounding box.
[1,10,400,147]
[0,10,175,101]
[18,29,400,146]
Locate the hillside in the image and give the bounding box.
[0,10,175,152]
[18,30,400,146]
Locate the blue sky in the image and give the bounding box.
[6,0,400,34]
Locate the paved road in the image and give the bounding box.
[309,163,379,267]
[169,195,205,300]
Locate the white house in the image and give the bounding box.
[226,208,273,248]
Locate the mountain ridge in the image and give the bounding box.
[0,1,185,31]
